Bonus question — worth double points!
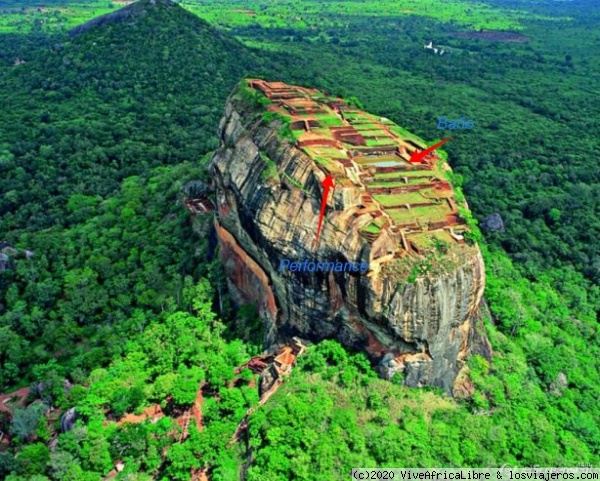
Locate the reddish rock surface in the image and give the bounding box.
[215,222,277,321]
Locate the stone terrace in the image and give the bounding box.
[247,79,468,256]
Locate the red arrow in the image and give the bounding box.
[315,174,334,249]
[409,136,452,163]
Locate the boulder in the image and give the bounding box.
[480,213,505,232]
[60,408,79,433]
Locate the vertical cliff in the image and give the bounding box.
[211,80,490,393]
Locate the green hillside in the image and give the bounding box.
[0,0,270,390]
[1,0,266,237]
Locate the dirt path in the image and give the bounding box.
[0,387,29,414]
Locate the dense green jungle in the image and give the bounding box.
[0,0,598,479]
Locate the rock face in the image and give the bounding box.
[211,80,489,393]
[61,408,79,433]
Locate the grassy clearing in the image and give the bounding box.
[405,176,438,185]
[363,130,392,136]
[410,230,456,251]
[348,118,380,126]
[182,0,531,32]
[0,0,571,42]
[306,146,346,159]
[0,3,113,33]
[371,176,440,187]
[360,222,382,235]
[373,192,426,206]
[344,112,378,122]
[315,113,345,127]
[387,204,450,224]
[354,124,384,132]
[365,138,397,147]
[374,170,431,179]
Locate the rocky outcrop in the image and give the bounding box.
[61,408,79,433]
[481,213,505,232]
[0,242,34,273]
[210,80,490,393]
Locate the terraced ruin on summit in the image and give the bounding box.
[247,79,467,257]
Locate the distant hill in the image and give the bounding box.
[0,0,269,235]
[69,0,184,37]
